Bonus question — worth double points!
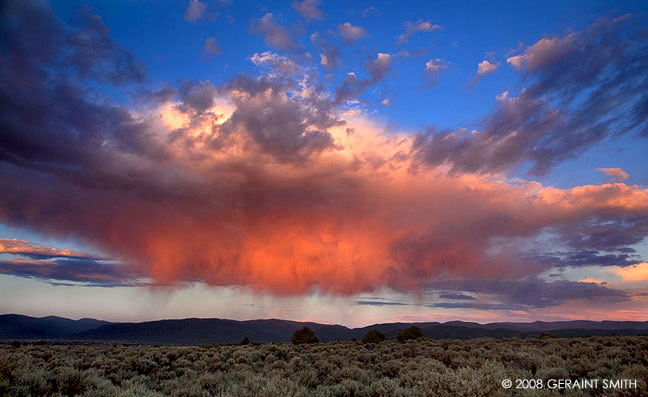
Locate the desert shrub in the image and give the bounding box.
[362,329,386,344]
[258,375,300,397]
[296,368,318,388]
[291,327,319,344]
[56,367,87,396]
[396,326,424,342]
[0,335,647,396]
[239,336,250,345]
[19,368,50,395]
[368,377,408,396]
[10,341,21,348]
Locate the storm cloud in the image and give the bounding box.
[0,2,647,305]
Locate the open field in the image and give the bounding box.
[1,335,646,396]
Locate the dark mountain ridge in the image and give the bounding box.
[1,314,647,345]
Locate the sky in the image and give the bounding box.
[1,0,648,327]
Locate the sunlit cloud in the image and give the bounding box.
[598,167,629,181]
[338,22,368,43]
[609,262,648,282]
[0,1,647,323]
[397,20,442,43]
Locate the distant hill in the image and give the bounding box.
[1,314,647,345]
[0,314,109,340]
[73,318,352,345]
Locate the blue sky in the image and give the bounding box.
[47,0,648,188]
[1,0,647,325]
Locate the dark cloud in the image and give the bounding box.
[0,257,143,287]
[311,33,342,72]
[413,16,648,176]
[134,85,177,105]
[319,46,342,72]
[555,215,648,252]
[0,1,145,85]
[0,0,159,185]
[355,300,408,306]
[438,292,476,301]
[216,74,339,162]
[335,53,392,103]
[176,80,218,115]
[428,279,628,308]
[430,302,522,311]
[531,250,641,269]
[0,238,140,286]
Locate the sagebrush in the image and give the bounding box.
[1,335,646,396]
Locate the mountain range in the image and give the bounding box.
[1,314,647,345]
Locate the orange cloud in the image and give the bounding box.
[609,262,648,282]
[597,167,629,181]
[0,238,90,259]
[2,103,647,296]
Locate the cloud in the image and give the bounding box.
[469,59,499,84]
[0,0,153,180]
[335,53,392,103]
[427,279,628,308]
[320,51,341,71]
[429,302,523,310]
[311,32,342,72]
[176,80,218,115]
[366,53,392,81]
[0,239,140,286]
[1,3,647,302]
[4,2,147,86]
[361,7,379,18]
[438,292,476,301]
[355,300,408,306]
[338,22,368,44]
[292,0,323,21]
[217,76,338,162]
[477,60,498,75]
[397,20,442,43]
[506,35,575,70]
[251,51,300,77]
[531,250,641,269]
[598,168,629,181]
[414,16,648,176]
[0,238,95,260]
[250,13,299,52]
[609,262,648,282]
[134,85,177,105]
[423,58,448,85]
[184,0,207,22]
[204,37,223,55]
[0,257,142,287]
